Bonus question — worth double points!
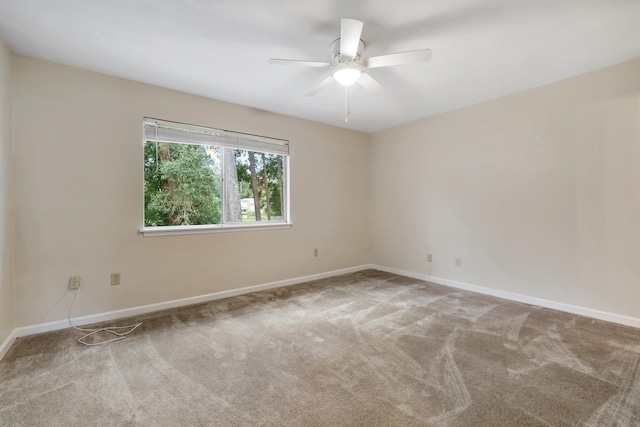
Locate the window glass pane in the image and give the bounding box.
[225,149,286,223]
[144,141,222,226]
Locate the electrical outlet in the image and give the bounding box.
[455,258,462,267]
[111,272,121,286]
[427,254,433,262]
[69,275,81,289]
[313,249,318,257]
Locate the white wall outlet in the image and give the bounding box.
[313,249,318,257]
[111,272,121,286]
[455,258,462,267]
[69,275,81,289]
[427,254,433,262]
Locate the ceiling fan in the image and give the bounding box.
[268,18,432,97]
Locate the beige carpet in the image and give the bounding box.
[2,270,640,426]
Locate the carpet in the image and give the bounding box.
[1,270,640,426]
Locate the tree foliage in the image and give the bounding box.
[144,142,221,226]
[144,142,285,226]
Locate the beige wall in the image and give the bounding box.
[371,59,640,318]
[0,39,13,343]
[9,53,640,329]
[12,56,370,327]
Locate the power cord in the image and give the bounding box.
[68,284,142,346]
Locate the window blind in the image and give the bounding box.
[143,118,289,156]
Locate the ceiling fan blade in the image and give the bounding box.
[340,18,364,58]
[305,75,335,97]
[357,73,384,95]
[365,48,432,69]
[268,58,331,67]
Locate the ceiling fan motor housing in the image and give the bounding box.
[330,38,365,64]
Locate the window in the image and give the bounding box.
[142,118,290,236]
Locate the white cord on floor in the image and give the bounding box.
[68,284,142,346]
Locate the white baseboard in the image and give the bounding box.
[0,328,18,361]
[5,263,638,361]
[1,264,371,358]
[371,264,640,329]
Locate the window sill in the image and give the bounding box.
[141,222,292,237]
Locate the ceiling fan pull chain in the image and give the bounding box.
[345,87,350,122]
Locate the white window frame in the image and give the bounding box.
[141,118,291,237]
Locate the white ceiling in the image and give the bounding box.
[1,0,640,133]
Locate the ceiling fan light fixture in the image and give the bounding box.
[333,67,362,86]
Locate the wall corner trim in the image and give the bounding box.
[1,264,374,360]
[371,264,640,329]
